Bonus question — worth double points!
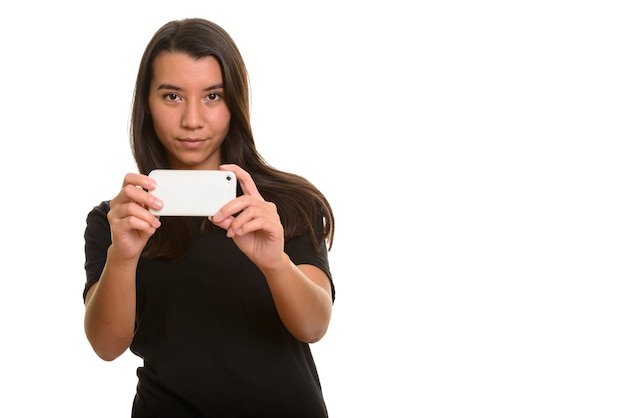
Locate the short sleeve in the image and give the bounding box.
[284,216,335,302]
[83,201,112,302]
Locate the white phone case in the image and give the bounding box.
[148,169,237,216]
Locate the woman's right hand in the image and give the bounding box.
[107,173,163,260]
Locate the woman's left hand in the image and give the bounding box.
[210,164,285,270]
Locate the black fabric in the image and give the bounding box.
[83,201,334,417]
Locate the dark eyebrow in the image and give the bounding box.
[156,83,224,91]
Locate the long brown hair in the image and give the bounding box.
[130,18,334,259]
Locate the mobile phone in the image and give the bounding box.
[148,169,237,216]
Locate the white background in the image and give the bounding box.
[0,1,624,416]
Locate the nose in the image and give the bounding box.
[181,101,205,129]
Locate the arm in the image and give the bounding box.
[211,165,333,343]
[84,173,163,361]
[84,250,138,361]
[261,258,333,343]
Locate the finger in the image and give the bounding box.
[209,214,234,231]
[125,200,162,228]
[119,182,163,212]
[211,194,263,223]
[225,200,268,230]
[110,201,161,230]
[228,217,267,238]
[124,213,160,234]
[114,173,161,210]
[122,173,156,191]
[220,164,263,199]
[111,213,159,236]
[227,201,280,237]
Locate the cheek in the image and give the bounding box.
[150,106,176,138]
[152,118,167,143]
[210,107,231,132]
[151,114,166,138]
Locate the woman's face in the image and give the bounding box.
[148,52,231,170]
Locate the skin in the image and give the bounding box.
[84,52,333,361]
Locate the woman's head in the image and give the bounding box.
[131,18,257,173]
[133,19,333,256]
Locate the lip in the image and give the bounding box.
[178,138,206,149]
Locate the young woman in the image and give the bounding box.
[83,18,335,417]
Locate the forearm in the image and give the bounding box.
[84,246,138,361]
[260,253,333,343]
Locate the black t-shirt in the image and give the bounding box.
[83,201,334,417]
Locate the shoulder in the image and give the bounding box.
[85,200,112,235]
[90,200,111,215]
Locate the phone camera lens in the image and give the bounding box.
[226,175,232,181]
